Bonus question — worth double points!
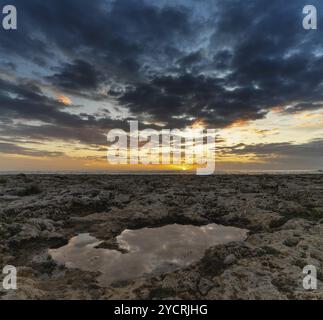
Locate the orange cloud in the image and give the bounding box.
[57,95,72,106]
[271,106,284,113]
[227,119,250,128]
[294,112,322,120]
[251,128,280,136]
[294,120,323,128]
[190,119,206,129]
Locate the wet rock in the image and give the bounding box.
[224,254,236,265]
[198,278,214,295]
[1,174,323,300]
[283,237,300,247]
[12,184,42,197]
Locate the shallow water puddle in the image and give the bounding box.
[49,224,248,286]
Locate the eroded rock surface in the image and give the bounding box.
[0,174,322,300]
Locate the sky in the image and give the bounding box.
[1,0,323,172]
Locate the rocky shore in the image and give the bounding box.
[0,174,323,300]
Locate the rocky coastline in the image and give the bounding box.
[0,174,322,300]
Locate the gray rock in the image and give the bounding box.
[224,254,236,265]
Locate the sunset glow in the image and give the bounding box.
[1,0,323,172]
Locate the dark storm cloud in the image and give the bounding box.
[0,77,163,146]
[109,0,323,127]
[1,0,323,164]
[200,1,319,123]
[0,142,64,157]
[215,139,323,169]
[3,0,323,126]
[0,77,132,144]
[283,102,323,114]
[0,77,88,126]
[208,0,323,115]
[1,0,193,80]
[223,140,323,169]
[48,60,106,93]
[228,140,323,158]
[119,74,268,128]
